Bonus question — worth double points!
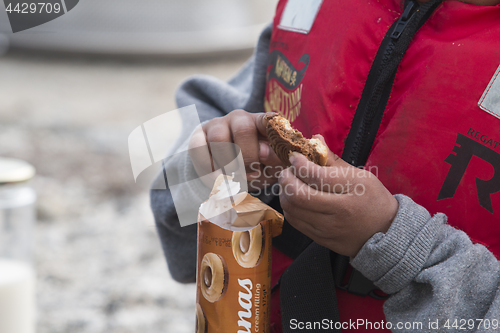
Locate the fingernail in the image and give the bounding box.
[289,152,300,165]
[259,142,269,160]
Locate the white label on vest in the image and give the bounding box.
[479,65,500,120]
[278,0,323,34]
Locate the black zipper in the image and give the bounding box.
[341,1,418,166]
[334,0,443,298]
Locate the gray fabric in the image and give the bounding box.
[352,195,500,331]
[150,23,272,283]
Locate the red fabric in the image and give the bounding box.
[265,0,500,331]
[335,290,389,332]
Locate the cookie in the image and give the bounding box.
[266,114,328,167]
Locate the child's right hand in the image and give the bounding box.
[188,110,285,192]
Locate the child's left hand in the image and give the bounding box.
[278,136,398,258]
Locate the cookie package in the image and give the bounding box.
[196,175,284,333]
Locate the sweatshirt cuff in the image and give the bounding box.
[350,194,445,294]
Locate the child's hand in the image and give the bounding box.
[188,110,285,191]
[278,136,398,257]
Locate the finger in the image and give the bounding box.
[281,208,330,243]
[228,111,261,175]
[278,167,343,214]
[280,190,333,224]
[288,152,354,193]
[189,125,215,176]
[257,141,285,184]
[204,118,235,171]
[259,141,284,167]
[189,124,209,149]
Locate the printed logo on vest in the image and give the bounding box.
[278,0,323,34]
[438,130,500,214]
[264,50,309,123]
[478,65,500,120]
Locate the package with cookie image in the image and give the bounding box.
[196,175,283,333]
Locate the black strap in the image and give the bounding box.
[281,243,341,333]
[335,0,444,300]
[331,253,389,300]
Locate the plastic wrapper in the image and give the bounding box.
[196,175,284,333]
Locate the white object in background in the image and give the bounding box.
[2,0,278,56]
[0,157,36,333]
[0,259,35,333]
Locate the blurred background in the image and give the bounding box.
[0,0,277,332]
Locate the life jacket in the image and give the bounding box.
[264,0,500,331]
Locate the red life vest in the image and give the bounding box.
[265,0,500,331]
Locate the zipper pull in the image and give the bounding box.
[390,1,417,39]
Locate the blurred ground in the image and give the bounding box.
[0,50,249,333]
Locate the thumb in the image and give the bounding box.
[287,152,332,191]
[288,153,357,194]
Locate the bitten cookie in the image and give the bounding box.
[266,114,328,167]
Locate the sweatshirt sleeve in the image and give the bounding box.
[150,24,272,283]
[351,195,500,332]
